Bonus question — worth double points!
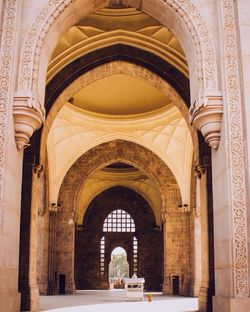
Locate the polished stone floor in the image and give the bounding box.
[40,290,198,312]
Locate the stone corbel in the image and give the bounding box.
[33,164,44,178]
[190,91,223,149]
[13,94,44,150]
[194,164,205,179]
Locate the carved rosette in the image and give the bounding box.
[13,96,43,150]
[190,91,223,149]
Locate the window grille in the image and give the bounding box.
[133,236,138,274]
[103,209,135,232]
[100,236,105,275]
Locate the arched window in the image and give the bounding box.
[103,209,135,232]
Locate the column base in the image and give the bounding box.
[0,267,20,312]
[162,279,171,295]
[20,285,39,311]
[199,287,213,312]
[213,296,250,312]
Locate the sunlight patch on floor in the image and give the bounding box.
[40,290,198,312]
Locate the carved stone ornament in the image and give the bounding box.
[190,91,223,149]
[13,95,43,150]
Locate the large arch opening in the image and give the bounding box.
[17,3,215,312]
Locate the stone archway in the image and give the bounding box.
[12,0,222,153]
[50,140,192,297]
[40,60,198,205]
[0,1,250,312]
[17,0,218,106]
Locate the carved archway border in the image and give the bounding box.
[219,0,249,298]
[58,139,182,220]
[17,0,218,112]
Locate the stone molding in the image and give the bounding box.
[190,91,223,149]
[0,0,19,201]
[17,0,218,113]
[13,98,43,150]
[220,0,249,298]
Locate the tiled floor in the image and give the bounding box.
[40,290,198,312]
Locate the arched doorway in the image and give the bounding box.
[109,247,129,289]
[75,186,164,291]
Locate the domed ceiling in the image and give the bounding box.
[69,74,171,116]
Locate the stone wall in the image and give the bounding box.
[75,186,163,291]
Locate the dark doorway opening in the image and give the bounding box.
[59,274,65,294]
[172,275,180,295]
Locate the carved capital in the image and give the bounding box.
[161,211,167,223]
[13,96,43,150]
[194,164,205,179]
[33,164,44,177]
[190,91,223,149]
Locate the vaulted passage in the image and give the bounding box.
[18,5,212,312]
[75,187,163,291]
[3,1,250,312]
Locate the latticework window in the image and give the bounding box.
[103,209,135,232]
[133,236,138,274]
[100,236,105,275]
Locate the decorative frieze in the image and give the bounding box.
[220,0,249,297]
[190,91,223,149]
[0,0,19,200]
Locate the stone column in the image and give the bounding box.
[47,204,58,295]
[19,162,43,311]
[212,1,250,311]
[162,211,171,294]
[55,207,76,294]
[0,1,23,310]
[192,167,202,297]
[196,160,214,312]
[162,209,190,296]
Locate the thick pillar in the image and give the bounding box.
[18,162,43,311]
[55,206,75,294]
[212,1,250,311]
[47,205,58,295]
[162,210,191,296]
[192,168,202,297]
[0,1,23,310]
[196,160,214,312]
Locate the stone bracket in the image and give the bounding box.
[13,94,44,150]
[190,91,223,149]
